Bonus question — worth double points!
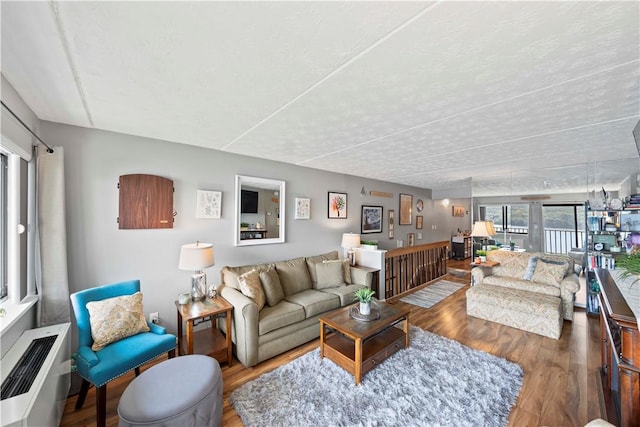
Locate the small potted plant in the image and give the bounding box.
[476,249,487,263]
[354,288,376,315]
[360,240,378,250]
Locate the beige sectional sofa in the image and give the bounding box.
[467,250,580,339]
[218,250,373,367]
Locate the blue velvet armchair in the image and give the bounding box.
[70,280,176,427]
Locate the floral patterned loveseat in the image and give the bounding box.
[467,250,581,339]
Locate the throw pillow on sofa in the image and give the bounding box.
[259,268,285,307]
[275,257,312,296]
[238,270,266,310]
[531,259,569,287]
[315,260,346,289]
[306,250,340,286]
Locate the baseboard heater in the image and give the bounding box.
[1,323,71,427]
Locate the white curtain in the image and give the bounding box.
[35,146,70,326]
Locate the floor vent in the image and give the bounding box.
[1,335,57,400]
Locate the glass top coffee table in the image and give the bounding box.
[319,301,410,385]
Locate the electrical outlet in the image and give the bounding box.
[149,312,159,324]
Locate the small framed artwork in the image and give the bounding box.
[328,192,347,218]
[388,209,395,239]
[399,193,412,225]
[408,232,415,247]
[416,215,423,229]
[196,190,222,219]
[295,197,311,220]
[452,206,465,217]
[361,205,383,234]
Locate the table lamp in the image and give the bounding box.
[178,242,215,301]
[341,233,361,266]
[471,221,495,251]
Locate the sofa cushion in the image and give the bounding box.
[487,251,530,278]
[315,260,346,290]
[259,268,285,307]
[483,275,561,298]
[237,270,266,311]
[531,258,569,287]
[306,250,340,286]
[258,301,306,335]
[319,284,367,305]
[284,290,340,318]
[275,257,312,296]
[222,262,274,290]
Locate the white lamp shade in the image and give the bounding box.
[178,243,215,271]
[471,221,495,237]
[341,233,361,249]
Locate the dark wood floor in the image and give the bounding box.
[61,259,602,427]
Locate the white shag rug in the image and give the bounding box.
[229,326,523,427]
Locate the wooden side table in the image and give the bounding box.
[175,296,233,367]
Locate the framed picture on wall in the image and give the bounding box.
[408,232,415,247]
[196,190,222,219]
[361,205,383,234]
[399,193,412,225]
[295,197,311,219]
[328,192,347,218]
[452,205,465,217]
[416,215,423,229]
[388,209,395,239]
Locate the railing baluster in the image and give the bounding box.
[383,241,449,299]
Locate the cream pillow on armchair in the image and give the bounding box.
[86,291,150,351]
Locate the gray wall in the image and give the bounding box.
[41,121,471,336]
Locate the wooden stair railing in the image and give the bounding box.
[384,241,449,299]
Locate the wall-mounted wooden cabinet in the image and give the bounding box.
[118,174,174,229]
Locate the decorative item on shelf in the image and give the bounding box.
[178,241,215,301]
[178,293,191,305]
[341,232,361,266]
[353,288,376,316]
[207,284,218,299]
[587,278,600,314]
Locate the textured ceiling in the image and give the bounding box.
[1,1,639,197]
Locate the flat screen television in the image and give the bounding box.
[241,190,259,213]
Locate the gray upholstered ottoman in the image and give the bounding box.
[118,355,222,427]
[466,284,563,339]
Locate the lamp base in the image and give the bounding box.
[191,272,206,301]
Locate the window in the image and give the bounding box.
[1,152,7,301]
[0,148,29,304]
[542,204,585,253]
[482,204,529,234]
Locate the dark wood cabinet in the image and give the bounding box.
[597,269,640,427]
[118,174,174,229]
[451,236,471,260]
